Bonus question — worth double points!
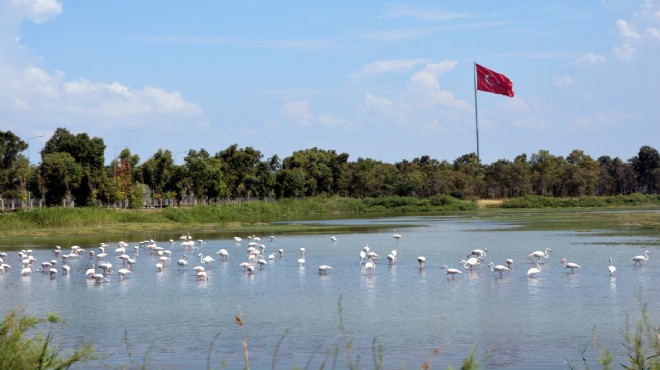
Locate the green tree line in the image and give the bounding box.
[0,128,658,208]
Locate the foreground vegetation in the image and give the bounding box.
[3,299,658,370]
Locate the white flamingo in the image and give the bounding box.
[330,236,337,242]
[527,261,544,277]
[387,252,397,265]
[631,250,650,266]
[417,256,426,269]
[506,259,514,269]
[560,258,582,273]
[177,256,188,270]
[297,258,305,267]
[441,265,462,278]
[118,268,132,280]
[528,248,552,262]
[198,253,215,268]
[363,257,376,271]
[487,261,510,277]
[460,257,482,272]
[216,249,229,261]
[469,248,488,257]
[393,229,402,239]
[608,257,616,276]
[318,265,333,275]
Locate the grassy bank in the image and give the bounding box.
[0,195,659,248]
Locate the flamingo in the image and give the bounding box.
[92,273,109,283]
[487,261,510,277]
[527,261,544,277]
[560,258,582,273]
[417,256,426,269]
[393,229,402,239]
[359,250,367,265]
[177,256,188,270]
[608,257,616,276]
[460,257,482,272]
[441,265,462,278]
[631,250,650,266]
[469,248,488,257]
[318,265,333,275]
[234,236,242,242]
[297,258,305,267]
[364,257,376,271]
[61,265,71,275]
[330,236,337,242]
[48,267,57,279]
[197,271,209,281]
[299,248,306,257]
[118,268,132,280]
[387,252,397,265]
[256,258,267,270]
[216,249,229,261]
[506,259,514,269]
[528,248,552,262]
[278,249,284,258]
[198,253,215,268]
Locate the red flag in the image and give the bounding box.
[476,64,514,97]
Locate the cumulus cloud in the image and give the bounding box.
[573,52,606,65]
[0,0,203,133]
[350,58,429,83]
[280,100,352,128]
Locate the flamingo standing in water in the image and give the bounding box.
[487,262,510,277]
[318,265,333,275]
[417,256,426,269]
[631,250,650,266]
[528,248,552,263]
[441,265,462,279]
[608,257,616,276]
[198,253,215,268]
[560,258,582,273]
[527,261,544,277]
[393,230,402,239]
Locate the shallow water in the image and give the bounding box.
[1,215,658,369]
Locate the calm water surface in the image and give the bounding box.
[1,215,658,369]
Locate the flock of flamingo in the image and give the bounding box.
[0,230,653,283]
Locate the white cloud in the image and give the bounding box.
[615,19,641,39]
[647,27,660,39]
[612,42,636,59]
[0,0,204,133]
[573,52,606,65]
[280,100,352,129]
[350,58,429,83]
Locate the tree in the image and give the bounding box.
[139,149,175,207]
[184,149,226,200]
[0,131,28,198]
[39,152,83,205]
[281,148,349,197]
[630,146,659,194]
[216,144,265,199]
[41,128,106,205]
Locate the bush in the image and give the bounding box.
[0,308,96,369]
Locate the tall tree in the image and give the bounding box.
[39,152,83,205]
[0,131,28,197]
[41,128,106,205]
[630,146,659,194]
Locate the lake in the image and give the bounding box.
[1,215,658,369]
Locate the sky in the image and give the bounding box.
[2,0,659,166]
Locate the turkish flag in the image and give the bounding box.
[476,64,514,97]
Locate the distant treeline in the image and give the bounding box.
[0,128,658,208]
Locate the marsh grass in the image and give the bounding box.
[0,307,96,370]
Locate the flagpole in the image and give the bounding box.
[473,61,480,161]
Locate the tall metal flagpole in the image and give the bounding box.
[473,62,480,161]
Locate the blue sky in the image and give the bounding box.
[2,0,658,165]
